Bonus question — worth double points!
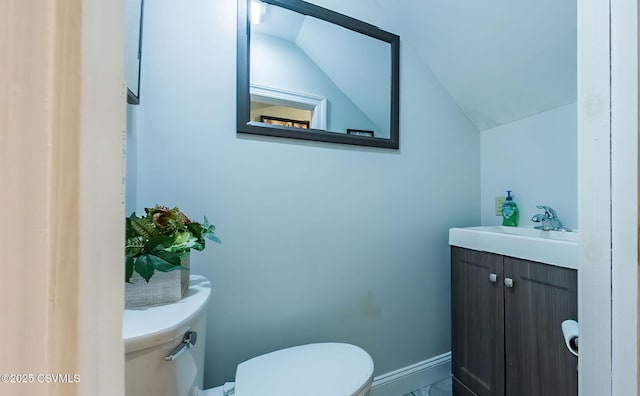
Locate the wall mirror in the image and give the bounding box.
[125,0,144,105]
[237,0,400,149]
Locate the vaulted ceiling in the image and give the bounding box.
[258,0,577,132]
[374,0,577,130]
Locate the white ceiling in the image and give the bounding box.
[373,0,577,130]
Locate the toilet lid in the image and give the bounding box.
[234,343,374,396]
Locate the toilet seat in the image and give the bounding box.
[208,343,374,396]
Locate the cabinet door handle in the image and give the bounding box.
[504,277,515,288]
[489,273,498,283]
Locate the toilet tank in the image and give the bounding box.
[123,275,212,396]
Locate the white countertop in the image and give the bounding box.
[449,226,578,269]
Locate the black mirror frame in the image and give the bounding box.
[127,0,144,105]
[237,0,400,149]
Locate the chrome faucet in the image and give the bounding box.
[531,205,569,231]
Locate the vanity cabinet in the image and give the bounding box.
[451,247,577,396]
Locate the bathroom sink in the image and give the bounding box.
[449,226,578,269]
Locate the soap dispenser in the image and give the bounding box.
[501,190,519,227]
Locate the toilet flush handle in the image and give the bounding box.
[165,331,198,361]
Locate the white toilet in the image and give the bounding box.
[123,275,374,396]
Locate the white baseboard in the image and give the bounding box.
[369,352,451,396]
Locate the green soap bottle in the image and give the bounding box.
[501,190,519,227]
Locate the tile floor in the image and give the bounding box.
[402,377,452,396]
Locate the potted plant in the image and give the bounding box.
[124,205,220,307]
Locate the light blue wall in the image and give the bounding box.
[480,103,577,230]
[135,0,479,387]
[125,105,138,215]
[251,33,379,133]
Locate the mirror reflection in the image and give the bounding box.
[125,0,143,104]
[250,3,391,138]
[237,0,400,149]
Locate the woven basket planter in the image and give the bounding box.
[125,254,190,307]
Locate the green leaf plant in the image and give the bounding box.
[125,205,220,283]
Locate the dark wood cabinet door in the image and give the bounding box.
[451,247,505,396]
[503,257,578,396]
